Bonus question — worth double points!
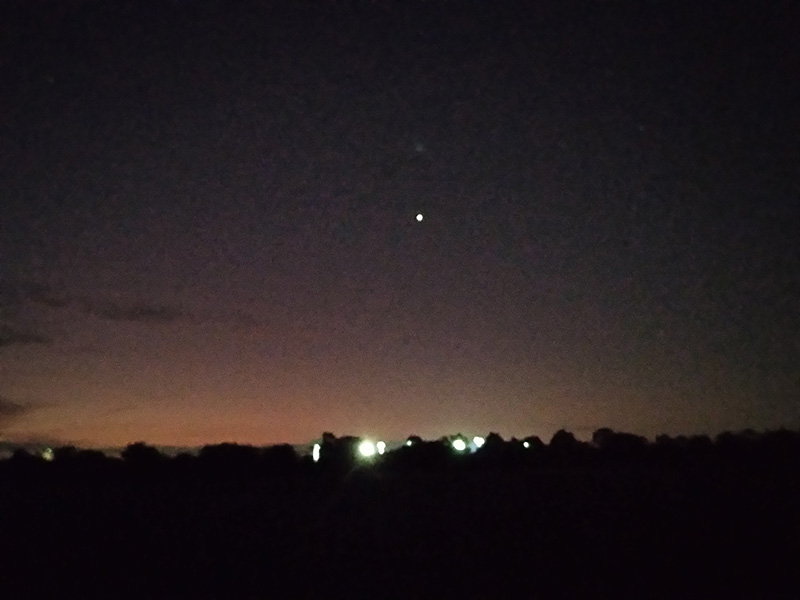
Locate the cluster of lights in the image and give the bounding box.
[312,434,504,462]
[310,439,388,463]
[358,440,387,458]
[36,435,533,469]
[451,436,486,453]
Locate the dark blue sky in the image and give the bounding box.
[1,0,798,447]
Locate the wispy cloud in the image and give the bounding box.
[0,279,70,311]
[0,396,33,432]
[0,280,55,349]
[21,282,70,308]
[84,300,261,328]
[0,324,50,348]
[1,277,259,329]
[84,301,186,324]
[0,396,28,418]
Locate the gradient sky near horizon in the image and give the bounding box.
[1,0,798,448]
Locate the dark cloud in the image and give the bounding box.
[0,280,55,348]
[84,301,186,324]
[0,281,23,318]
[0,396,32,433]
[21,282,70,308]
[0,279,70,313]
[84,300,260,327]
[0,396,28,418]
[0,324,50,348]
[1,278,257,328]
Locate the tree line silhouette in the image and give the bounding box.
[2,426,799,599]
[3,427,798,479]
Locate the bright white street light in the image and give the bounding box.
[416,213,424,222]
[452,439,467,452]
[473,436,485,448]
[523,441,530,449]
[358,440,376,458]
[376,441,386,455]
[312,443,321,463]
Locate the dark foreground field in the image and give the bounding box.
[1,457,798,599]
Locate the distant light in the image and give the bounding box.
[358,440,376,458]
[416,213,423,222]
[41,447,54,462]
[473,436,485,449]
[376,441,386,455]
[312,443,321,463]
[523,441,530,449]
[452,439,467,452]
[405,440,413,447]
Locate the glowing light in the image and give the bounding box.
[405,440,413,447]
[452,439,467,452]
[376,441,386,455]
[358,440,376,458]
[416,213,423,222]
[473,436,485,448]
[523,441,530,449]
[312,443,321,463]
[41,448,54,462]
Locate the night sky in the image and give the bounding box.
[1,0,798,448]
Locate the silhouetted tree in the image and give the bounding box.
[317,433,361,473]
[199,443,260,475]
[758,429,800,467]
[485,432,504,447]
[549,429,586,463]
[686,434,713,455]
[550,429,579,450]
[9,447,36,464]
[384,438,451,471]
[53,445,79,462]
[592,428,648,462]
[121,442,164,467]
[262,443,298,473]
[715,430,756,460]
[472,431,511,468]
[591,427,614,448]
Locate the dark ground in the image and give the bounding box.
[1,458,798,599]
